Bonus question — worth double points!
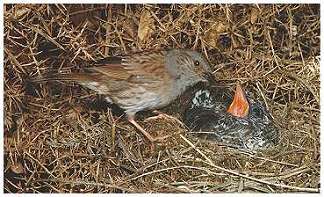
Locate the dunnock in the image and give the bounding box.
[33,49,212,142]
[183,83,279,150]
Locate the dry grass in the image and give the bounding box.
[4,4,320,193]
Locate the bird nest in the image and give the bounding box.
[4,4,320,193]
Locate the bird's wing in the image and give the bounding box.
[88,51,169,82]
[87,64,132,80]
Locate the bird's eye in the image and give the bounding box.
[194,60,200,66]
[251,106,262,117]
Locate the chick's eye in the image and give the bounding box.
[251,106,262,117]
[194,60,200,66]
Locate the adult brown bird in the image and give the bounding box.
[32,49,212,143]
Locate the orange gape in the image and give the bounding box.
[227,83,250,118]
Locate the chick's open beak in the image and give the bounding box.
[227,83,249,118]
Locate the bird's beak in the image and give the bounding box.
[227,83,250,118]
[202,72,215,83]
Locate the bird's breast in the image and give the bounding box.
[116,86,167,114]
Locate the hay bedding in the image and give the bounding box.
[4,4,319,193]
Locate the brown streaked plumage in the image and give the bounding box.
[32,49,213,143]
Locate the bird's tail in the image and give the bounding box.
[29,72,99,84]
[25,72,100,96]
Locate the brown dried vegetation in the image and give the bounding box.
[4,4,320,193]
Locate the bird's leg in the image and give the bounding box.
[144,110,185,127]
[128,115,172,146]
[127,115,155,142]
